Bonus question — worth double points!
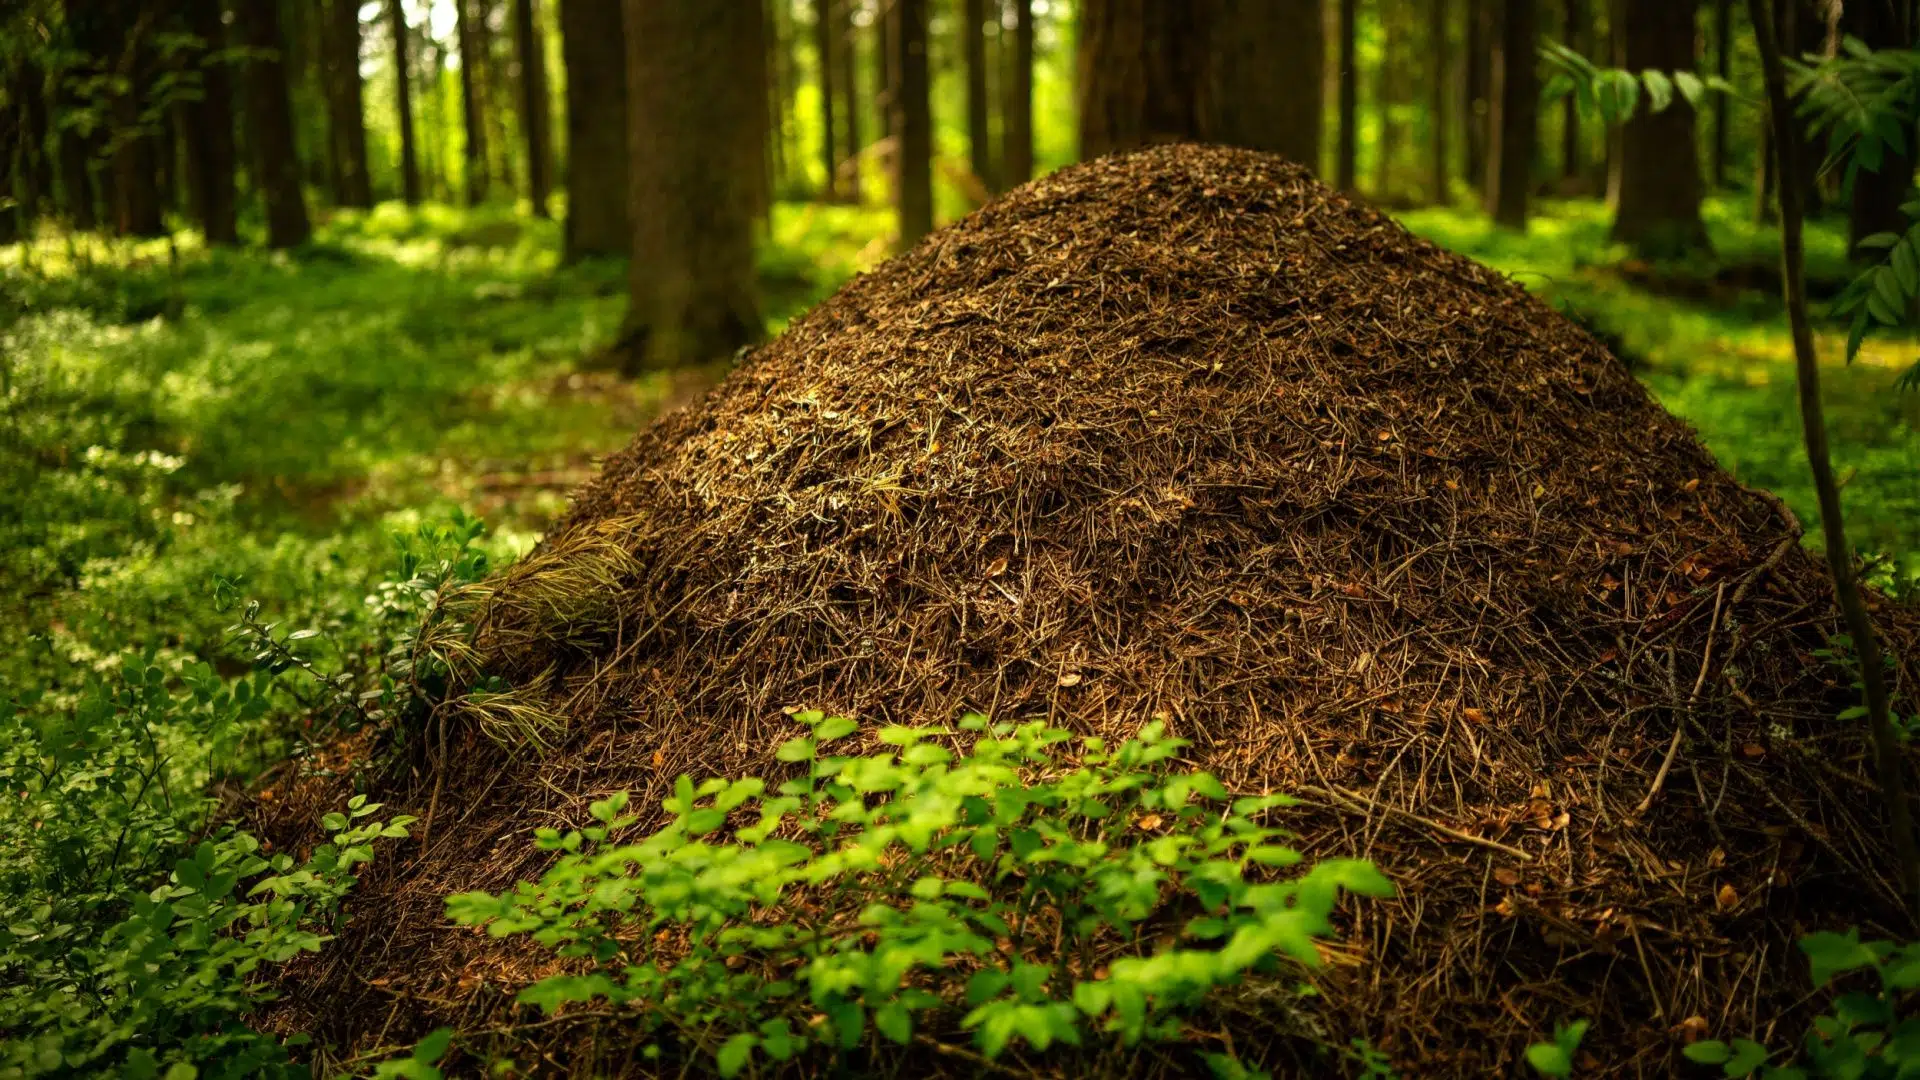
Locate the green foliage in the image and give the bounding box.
[1681,931,1920,1079]
[1540,40,1734,126]
[0,797,413,1078]
[445,712,1393,1074]
[1790,39,1920,195]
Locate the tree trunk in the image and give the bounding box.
[56,112,96,231]
[240,0,312,247]
[1608,0,1708,255]
[85,2,166,238]
[894,0,933,245]
[324,0,374,208]
[1208,0,1323,168]
[1373,1,1402,197]
[1561,0,1583,184]
[559,0,628,259]
[389,0,422,204]
[180,0,239,244]
[769,0,793,190]
[813,0,839,199]
[1846,0,1916,258]
[1430,0,1451,201]
[1464,0,1489,191]
[513,0,554,217]
[1336,0,1358,190]
[621,0,764,369]
[1003,0,1033,185]
[965,0,994,194]
[836,0,863,202]
[1711,0,1731,189]
[457,0,491,204]
[1483,0,1536,228]
[1077,0,1208,158]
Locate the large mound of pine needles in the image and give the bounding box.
[262,145,1919,1076]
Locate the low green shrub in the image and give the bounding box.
[446,711,1393,1076]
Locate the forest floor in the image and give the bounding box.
[2,189,1917,731]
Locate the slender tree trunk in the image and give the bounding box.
[457,0,491,204]
[1711,0,1731,189]
[965,0,994,193]
[1336,0,1358,190]
[894,0,933,245]
[94,5,165,238]
[1430,0,1451,201]
[56,110,96,231]
[559,0,628,259]
[324,0,374,208]
[241,0,313,247]
[1004,0,1033,184]
[389,0,422,204]
[1747,0,1920,921]
[836,0,863,202]
[1464,0,1489,191]
[513,0,554,217]
[813,0,839,199]
[1608,0,1708,255]
[1561,0,1583,184]
[769,0,793,191]
[0,87,20,245]
[1484,0,1536,228]
[621,0,764,370]
[1373,1,1402,197]
[180,0,238,244]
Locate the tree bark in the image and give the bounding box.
[1464,0,1489,191]
[1483,0,1536,228]
[79,1,166,238]
[240,0,313,247]
[457,0,491,204]
[1077,0,1205,158]
[836,0,863,202]
[1373,0,1402,197]
[1003,0,1033,185]
[1561,0,1583,184]
[965,0,994,194]
[1208,0,1323,168]
[180,0,238,244]
[1711,0,1731,189]
[894,0,933,245]
[813,0,839,199]
[513,0,554,217]
[324,0,374,208]
[389,0,422,204]
[1608,0,1708,256]
[559,0,628,259]
[1336,0,1358,189]
[1430,0,1451,201]
[621,0,763,369]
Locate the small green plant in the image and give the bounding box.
[1683,930,1920,1078]
[0,797,413,1078]
[1525,1019,1591,1077]
[446,712,1393,1075]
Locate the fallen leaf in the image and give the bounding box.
[1683,478,1701,492]
[1676,1015,1709,1043]
[1494,867,1523,886]
[1741,742,1766,760]
[1716,883,1740,911]
[1463,707,1488,723]
[985,555,1009,578]
[1057,671,1083,687]
[651,749,665,768]
[1136,814,1163,831]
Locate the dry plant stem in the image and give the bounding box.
[1637,582,1725,815]
[1747,0,1920,921]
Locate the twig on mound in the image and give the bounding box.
[1637,582,1725,815]
[1295,783,1533,862]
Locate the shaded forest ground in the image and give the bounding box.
[4,190,1918,715]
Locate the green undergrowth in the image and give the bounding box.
[1403,195,1920,585]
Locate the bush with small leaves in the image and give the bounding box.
[445,711,1393,1076]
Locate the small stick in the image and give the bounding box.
[1296,783,1534,862]
[1637,582,1725,816]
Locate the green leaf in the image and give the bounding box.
[716,1034,757,1078]
[875,1000,914,1044]
[413,1028,455,1065]
[814,715,859,742]
[1641,69,1674,112]
[1524,1043,1573,1078]
[776,737,817,762]
[1684,1041,1732,1065]
[1725,1038,1770,1076]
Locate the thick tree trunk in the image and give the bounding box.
[894,0,933,245]
[324,0,374,208]
[1483,0,1536,228]
[1711,0,1730,189]
[559,0,628,259]
[1561,0,1582,184]
[513,0,554,217]
[97,8,165,239]
[621,0,763,369]
[813,0,839,199]
[965,0,994,193]
[390,0,423,204]
[1003,0,1033,185]
[836,0,863,202]
[1609,0,1709,255]
[1373,1,1402,197]
[457,0,491,204]
[1208,0,1323,168]
[1336,0,1358,189]
[1430,0,1451,201]
[241,0,313,247]
[180,0,238,244]
[1077,0,1205,158]
[769,0,793,190]
[1846,0,1916,257]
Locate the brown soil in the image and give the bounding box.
[257,144,1920,1077]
